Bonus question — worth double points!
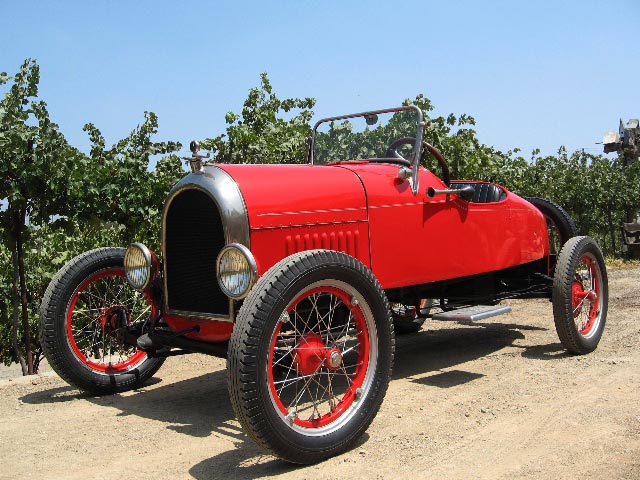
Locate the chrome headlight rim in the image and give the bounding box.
[124,242,154,290]
[216,243,257,300]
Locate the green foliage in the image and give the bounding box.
[0,59,82,373]
[0,220,125,367]
[200,73,315,164]
[0,60,637,374]
[0,59,184,371]
[0,59,77,226]
[76,112,183,248]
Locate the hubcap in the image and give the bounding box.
[292,335,345,375]
[327,349,343,370]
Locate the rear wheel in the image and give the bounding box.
[228,250,394,464]
[525,197,577,254]
[552,237,608,354]
[39,248,164,394]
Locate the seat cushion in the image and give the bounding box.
[450,182,506,203]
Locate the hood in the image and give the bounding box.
[217,164,367,229]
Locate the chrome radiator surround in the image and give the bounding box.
[161,166,250,321]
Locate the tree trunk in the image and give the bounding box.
[15,208,34,375]
[8,231,27,376]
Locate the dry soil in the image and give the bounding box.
[1,267,639,480]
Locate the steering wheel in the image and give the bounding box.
[385,137,451,186]
[385,137,416,164]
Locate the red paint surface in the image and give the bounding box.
[231,162,547,289]
[250,222,371,276]
[219,164,367,229]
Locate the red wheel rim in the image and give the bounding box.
[267,283,373,431]
[66,269,149,373]
[571,255,601,336]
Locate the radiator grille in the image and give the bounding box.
[164,189,229,316]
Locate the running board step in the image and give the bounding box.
[432,305,512,321]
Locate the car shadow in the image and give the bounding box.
[20,320,558,479]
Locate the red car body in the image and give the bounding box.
[162,163,548,342]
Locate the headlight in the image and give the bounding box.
[124,243,157,290]
[216,243,257,299]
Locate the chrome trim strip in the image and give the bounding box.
[161,165,250,322]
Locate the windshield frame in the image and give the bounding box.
[308,105,426,194]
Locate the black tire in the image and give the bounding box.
[391,299,432,335]
[39,247,165,394]
[228,250,394,464]
[552,237,608,354]
[525,197,577,254]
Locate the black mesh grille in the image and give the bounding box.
[164,189,229,316]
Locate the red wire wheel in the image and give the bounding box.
[267,283,375,432]
[40,248,165,394]
[570,255,602,338]
[553,237,608,354]
[66,269,150,373]
[228,250,394,464]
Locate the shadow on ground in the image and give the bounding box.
[20,320,557,480]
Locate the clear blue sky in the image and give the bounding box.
[2,1,639,159]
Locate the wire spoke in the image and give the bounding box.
[69,270,147,369]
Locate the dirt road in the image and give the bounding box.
[1,267,639,480]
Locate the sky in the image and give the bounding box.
[2,1,639,160]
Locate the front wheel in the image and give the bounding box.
[552,237,608,354]
[39,248,165,394]
[228,250,394,464]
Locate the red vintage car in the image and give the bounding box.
[40,106,608,463]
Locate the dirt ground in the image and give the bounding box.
[1,267,639,480]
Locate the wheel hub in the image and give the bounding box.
[100,305,130,334]
[293,334,343,375]
[572,282,596,315]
